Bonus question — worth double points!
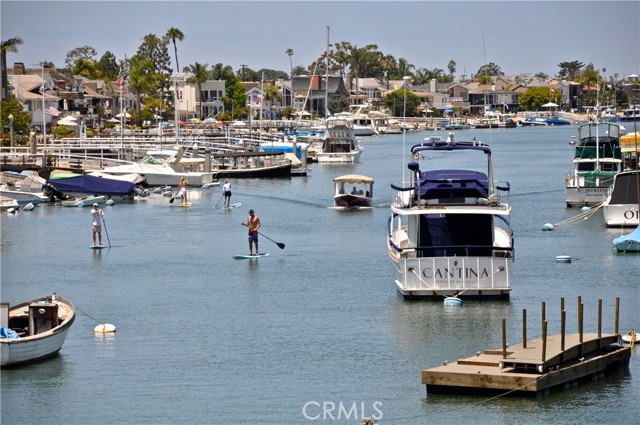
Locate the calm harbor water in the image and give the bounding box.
[1,126,638,424]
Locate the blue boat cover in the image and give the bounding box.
[0,326,20,339]
[46,174,135,196]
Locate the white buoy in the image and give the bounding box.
[542,223,555,231]
[581,206,591,212]
[105,199,115,206]
[443,296,463,306]
[22,203,35,211]
[94,323,116,334]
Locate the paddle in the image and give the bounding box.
[214,193,224,208]
[169,190,179,204]
[242,223,285,249]
[102,216,111,248]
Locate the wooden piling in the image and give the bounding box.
[615,297,620,335]
[561,310,566,362]
[542,320,547,364]
[502,318,507,359]
[522,308,527,348]
[579,303,584,357]
[541,301,546,329]
[598,299,602,345]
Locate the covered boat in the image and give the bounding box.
[387,133,513,299]
[1,293,75,367]
[45,173,136,201]
[612,225,640,252]
[333,174,374,208]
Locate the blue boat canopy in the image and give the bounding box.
[45,174,136,196]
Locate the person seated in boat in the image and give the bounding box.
[358,189,364,195]
[351,186,358,194]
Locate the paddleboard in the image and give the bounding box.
[233,253,270,259]
[89,245,108,249]
[224,202,242,209]
[177,202,192,208]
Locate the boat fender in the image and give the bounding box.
[542,223,555,231]
[105,199,115,206]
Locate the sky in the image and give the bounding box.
[2,1,639,79]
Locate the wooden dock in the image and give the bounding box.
[422,297,632,397]
[423,333,630,396]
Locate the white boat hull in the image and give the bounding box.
[1,295,75,367]
[565,185,611,207]
[0,189,50,205]
[316,148,363,164]
[603,204,639,227]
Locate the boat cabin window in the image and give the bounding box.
[577,162,595,172]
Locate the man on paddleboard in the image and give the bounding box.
[177,177,189,204]
[91,203,105,246]
[242,209,261,255]
[222,179,231,208]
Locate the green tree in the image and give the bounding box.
[263,82,282,116]
[136,34,173,107]
[385,89,420,117]
[127,55,160,122]
[64,45,97,68]
[285,48,294,79]
[97,51,119,80]
[519,87,552,111]
[397,58,415,78]
[328,95,349,115]
[73,58,102,79]
[557,60,584,80]
[41,61,55,69]
[1,98,31,146]
[164,27,184,73]
[291,65,306,77]
[447,60,457,76]
[210,63,235,80]
[479,74,493,85]
[476,62,503,77]
[184,62,209,119]
[1,36,23,101]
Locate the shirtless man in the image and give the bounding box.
[242,209,261,255]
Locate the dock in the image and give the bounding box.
[422,297,633,397]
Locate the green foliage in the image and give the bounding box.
[73,58,102,79]
[1,98,31,141]
[476,62,504,77]
[478,74,493,85]
[164,27,185,73]
[97,51,119,80]
[65,45,97,68]
[279,106,295,119]
[328,96,349,115]
[519,87,551,110]
[557,60,584,80]
[384,89,420,117]
[136,34,173,107]
[52,125,76,140]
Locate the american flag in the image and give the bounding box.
[116,76,124,86]
[44,106,59,116]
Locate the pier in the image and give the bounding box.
[422,297,632,397]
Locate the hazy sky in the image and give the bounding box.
[2,1,639,79]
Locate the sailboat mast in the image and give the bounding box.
[325,25,330,118]
[41,64,46,148]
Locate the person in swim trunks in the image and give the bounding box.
[242,209,261,255]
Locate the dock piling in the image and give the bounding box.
[542,320,547,364]
[522,308,527,348]
[561,309,566,363]
[615,297,620,335]
[502,318,507,359]
[598,299,602,348]
[579,302,584,357]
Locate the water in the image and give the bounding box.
[2,126,638,424]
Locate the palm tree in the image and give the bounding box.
[285,48,294,79]
[263,82,282,119]
[1,36,23,101]
[184,62,209,118]
[164,27,184,73]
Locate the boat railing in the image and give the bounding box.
[388,239,513,258]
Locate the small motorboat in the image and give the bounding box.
[61,195,106,207]
[333,174,374,208]
[1,293,75,367]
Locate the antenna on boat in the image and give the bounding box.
[402,75,411,184]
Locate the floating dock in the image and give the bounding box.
[422,297,632,397]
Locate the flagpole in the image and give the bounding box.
[41,64,46,151]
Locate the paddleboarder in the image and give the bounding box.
[222,179,231,207]
[242,209,261,255]
[177,177,189,204]
[91,203,105,246]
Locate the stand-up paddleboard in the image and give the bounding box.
[89,245,109,249]
[177,202,192,208]
[233,253,270,259]
[225,202,242,209]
